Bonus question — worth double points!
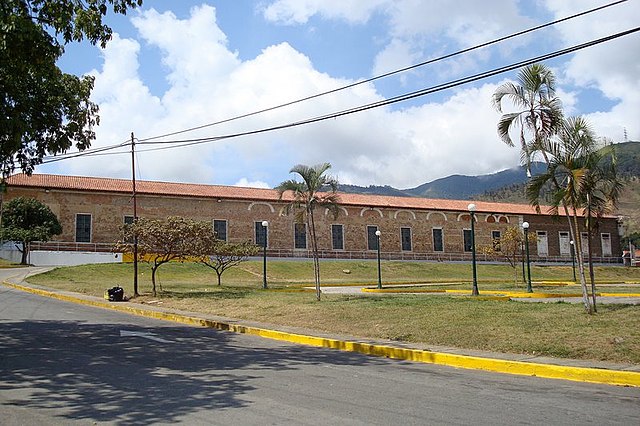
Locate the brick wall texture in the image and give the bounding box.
[3,174,622,262]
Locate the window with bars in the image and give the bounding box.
[432,228,443,252]
[294,223,307,249]
[213,219,227,241]
[401,227,412,251]
[255,222,267,247]
[367,225,379,250]
[75,214,92,243]
[463,229,473,252]
[331,224,344,250]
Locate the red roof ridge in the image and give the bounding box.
[5,172,579,216]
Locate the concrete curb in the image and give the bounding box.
[363,287,640,299]
[3,280,640,388]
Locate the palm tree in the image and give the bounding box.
[526,116,606,313]
[580,144,623,310]
[276,163,340,301]
[492,63,564,176]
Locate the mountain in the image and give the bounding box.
[404,162,546,199]
[338,163,545,201]
[338,141,640,203]
[611,141,640,176]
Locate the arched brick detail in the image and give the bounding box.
[457,213,476,222]
[360,207,383,218]
[248,202,275,213]
[394,210,416,220]
[498,215,510,224]
[426,211,447,221]
[326,206,349,217]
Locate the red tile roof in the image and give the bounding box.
[6,173,571,216]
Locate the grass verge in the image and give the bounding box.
[26,260,640,364]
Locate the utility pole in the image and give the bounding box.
[131,132,139,297]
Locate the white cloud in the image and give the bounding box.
[543,0,640,141]
[234,178,271,189]
[260,0,386,25]
[45,1,638,193]
[46,3,524,189]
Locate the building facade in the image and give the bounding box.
[3,174,622,262]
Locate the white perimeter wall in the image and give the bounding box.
[1,243,122,266]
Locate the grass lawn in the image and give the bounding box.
[0,258,22,268]
[26,260,640,364]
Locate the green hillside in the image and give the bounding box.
[477,142,640,236]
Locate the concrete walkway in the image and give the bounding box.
[2,267,640,387]
[319,284,640,304]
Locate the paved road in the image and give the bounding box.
[1,283,639,425]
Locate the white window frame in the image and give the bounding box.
[536,230,548,257]
[559,231,570,256]
[601,233,612,257]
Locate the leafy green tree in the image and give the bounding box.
[479,226,524,286]
[1,196,62,264]
[1,0,142,178]
[276,163,340,301]
[116,216,208,296]
[622,232,640,248]
[196,238,260,286]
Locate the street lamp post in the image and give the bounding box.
[375,230,382,289]
[468,204,479,296]
[262,220,268,289]
[522,221,532,293]
[521,240,526,285]
[570,240,577,282]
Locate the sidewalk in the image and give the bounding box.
[2,267,640,387]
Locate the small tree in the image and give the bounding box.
[1,197,62,264]
[196,238,259,286]
[116,216,209,296]
[480,226,524,286]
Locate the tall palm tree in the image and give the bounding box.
[526,116,605,313]
[580,144,623,310]
[276,163,340,301]
[492,63,564,176]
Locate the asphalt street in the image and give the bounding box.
[1,281,639,425]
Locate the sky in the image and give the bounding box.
[42,0,640,190]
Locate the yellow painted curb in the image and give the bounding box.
[3,281,640,388]
[600,292,640,297]
[364,287,640,300]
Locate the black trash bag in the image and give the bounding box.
[105,286,124,302]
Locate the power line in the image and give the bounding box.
[35,2,636,164]
[130,27,640,154]
[138,0,628,143]
[39,139,130,165]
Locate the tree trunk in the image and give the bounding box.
[20,241,28,265]
[587,213,597,312]
[217,271,222,286]
[309,209,321,301]
[571,213,593,314]
[151,263,158,296]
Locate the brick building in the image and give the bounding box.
[3,173,622,262]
